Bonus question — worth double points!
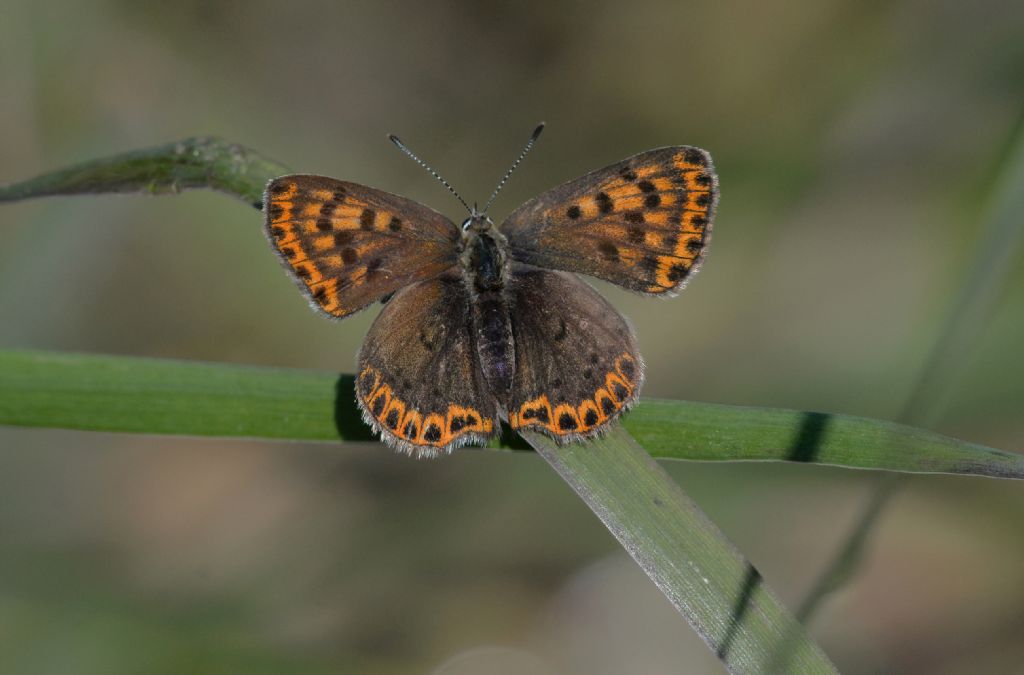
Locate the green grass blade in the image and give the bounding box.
[898,109,1024,429]
[0,349,363,442]
[525,426,837,673]
[1,349,1019,480]
[0,137,290,207]
[629,400,1024,479]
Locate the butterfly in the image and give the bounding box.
[263,124,717,457]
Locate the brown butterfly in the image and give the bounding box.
[264,124,717,457]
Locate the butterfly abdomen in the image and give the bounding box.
[466,231,515,402]
[473,291,514,401]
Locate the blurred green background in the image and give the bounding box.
[2,1,1023,673]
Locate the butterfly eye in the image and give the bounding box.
[461,217,474,231]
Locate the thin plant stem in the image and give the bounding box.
[797,108,1024,627]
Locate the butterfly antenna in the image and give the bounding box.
[482,122,545,215]
[388,133,473,215]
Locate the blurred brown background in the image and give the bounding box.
[1,1,1023,673]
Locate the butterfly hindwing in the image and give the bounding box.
[356,271,500,457]
[264,175,460,318]
[500,147,717,295]
[507,265,643,440]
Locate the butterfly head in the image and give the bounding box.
[462,205,494,233]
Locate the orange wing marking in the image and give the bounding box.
[510,352,640,436]
[357,367,494,450]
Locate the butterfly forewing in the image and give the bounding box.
[356,272,500,457]
[500,147,717,295]
[506,266,642,441]
[264,175,460,318]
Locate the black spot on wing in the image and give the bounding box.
[640,256,658,276]
[597,240,619,262]
[619,359,636,380]
[366,257,384,280]
[684,148,706,165]
[360,208,376,230]
[554,318,568,342]
[667,263,690,283]
[319,201,337,220]
[358,371,376,395]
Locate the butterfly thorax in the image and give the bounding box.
[466,230,505,290]
[461,222,515,405]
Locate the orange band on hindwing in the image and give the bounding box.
[356,366,495,452]
[509,351,640,437]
